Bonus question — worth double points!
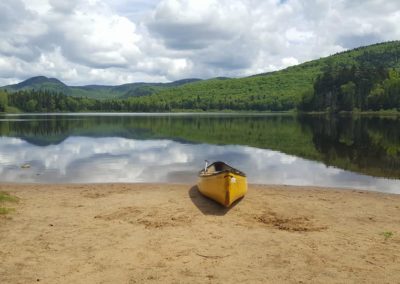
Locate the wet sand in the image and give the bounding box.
[0,183,399,283]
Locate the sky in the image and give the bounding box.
[0,0,399,86]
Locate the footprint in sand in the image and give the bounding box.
[94,207,192,229]
[254,211,327,232]
[94,207,143,221]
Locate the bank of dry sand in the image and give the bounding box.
[0,183,399,283]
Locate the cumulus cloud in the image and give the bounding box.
[148,0,247,50]
[49,0,79,14]
[0,0,399,85]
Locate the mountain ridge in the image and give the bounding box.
[1,76,204,99]
[2,40,400,110]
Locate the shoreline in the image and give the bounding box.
[1,181,400,196]
[2,110,399,116]
[1,183,400,283]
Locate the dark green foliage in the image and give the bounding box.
[367,70,400,110]
[299,115,400,178]
[6,89,175,112]
[298,65,400,112]
[125,73,308,111]
[0,90,8,112]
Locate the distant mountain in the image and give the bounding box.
[1,76,203,99]
[3,76,70,94]
[14,76,66,88]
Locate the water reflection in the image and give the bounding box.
[0,136,399,193]
[0,113,399,193]
[300,115,400,179]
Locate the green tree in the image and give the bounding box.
[0,90,8,112]
[367,84,385,110]
[26,99,38,112]
[340,81,356,111]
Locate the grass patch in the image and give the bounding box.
[381,231,394,240]
[0,207,15,215]
[0,192,18,215]
[0,192,19,203]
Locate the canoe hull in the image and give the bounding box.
[197,171,247,207]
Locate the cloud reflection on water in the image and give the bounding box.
[0,136,399,194]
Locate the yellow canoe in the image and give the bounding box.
[197,161,247,207]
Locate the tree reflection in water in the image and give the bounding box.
[0,113,399,181]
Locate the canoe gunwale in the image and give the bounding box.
[198,161,246,178]
[198,169,246,178]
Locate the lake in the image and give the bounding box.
[0,113,399,193]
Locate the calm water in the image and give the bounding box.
[0,113,399,193]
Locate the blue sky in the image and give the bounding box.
[0,0,399,85]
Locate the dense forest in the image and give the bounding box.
[298,66,400,112]
[1,89,174,112]
[1,85,298,112]
[1,87,295,112]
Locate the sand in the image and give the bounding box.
[0,183,399,284]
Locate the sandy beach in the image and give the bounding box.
[1,183,399,283]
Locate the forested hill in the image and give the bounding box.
[123,41,400,111]
[1,40,400,112]
[1,76,203,99]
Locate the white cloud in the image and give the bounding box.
[148,0,248,50]
[285,28,314,44]
[52,11,141,68]
[0,0,399,85]
[282,57,299,68]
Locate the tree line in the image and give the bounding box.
[1,89,171,112]
[1,88,295,113]
[1,65,399,113]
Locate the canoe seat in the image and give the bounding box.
[207,161,230,173]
